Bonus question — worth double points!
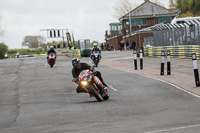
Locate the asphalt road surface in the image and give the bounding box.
[1,54,200,133]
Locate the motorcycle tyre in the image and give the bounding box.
[102,90,109,100]
[50,60,54,68]
[94,60,99,67]
[88,85,103,102]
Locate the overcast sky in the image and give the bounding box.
[0,0,169,49]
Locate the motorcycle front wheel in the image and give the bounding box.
[94,60,98,67]
[50,60,54,68]
[88,85,103,102]
[102,90,109,100]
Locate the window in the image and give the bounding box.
[111,25,118,31]
[141,18,147,26]
[118,25,122,31]
[131,18,142,26]
[155,18,159,24]
[118,25,122,34]
[155,17,173,24]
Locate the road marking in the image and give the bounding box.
[108,85,118,91]
[110,67,200,99]
[111,57,134,61]
[145,124,200,133]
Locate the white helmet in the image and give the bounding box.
[50,46,54,50]
[93,43,97,47]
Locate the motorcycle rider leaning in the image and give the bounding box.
[91,43,101,59]
[71,58,107,94]
[47,46,57,59]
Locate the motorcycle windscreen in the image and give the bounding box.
[79,70,89,78]
[93,51,99,54]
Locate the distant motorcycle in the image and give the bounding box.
[72,69,109,102]
[91,51,101,67]
[48,53,56,68]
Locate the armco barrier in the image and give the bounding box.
[166,46,173,57]
[55,48,81,58]
[144,45,200,59]
[67,50,81,58]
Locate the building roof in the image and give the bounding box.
[135,17,200,32]
[109,22,122,25]
[120,0,180,19]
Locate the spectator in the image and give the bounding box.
[122,40,124,51]
[68,44,72,49]
[106,44,109,51]
[16,52,20,58]
[110,45,113,51]
[119,41,122,51]
[131,40,136,50]
[126,41,129,50]
[101,43,104,51]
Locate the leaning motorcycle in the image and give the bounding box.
[48,53,56,68]
[73,69,109,102]
[91,51,101,67]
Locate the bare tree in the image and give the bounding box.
[0,16,4,37]
[22,36,46,48]
[169,0,176,8]
[151,0,165,8]
[112,0,138,18]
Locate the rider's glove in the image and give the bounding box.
[90,66,95,72]
[72,78,79,83]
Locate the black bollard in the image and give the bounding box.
[140,48,143,70]
[160,51,165,75]
[192,53,200,87]
[167,50,171,75]
[134,50,137,70]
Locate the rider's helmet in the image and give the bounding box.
[72,58,80,68]
[93,43,98,47]
[50,46,54,50]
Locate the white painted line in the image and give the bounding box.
[108,85,118,91]
[111,57,134,61]
[110,67,200,99]
[145,124,200,133]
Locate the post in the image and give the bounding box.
[62,30,65,47]
[192,53,200,87]
[140,48,143,69]
[134,50,137,70]
[167,50,171,75]
[160,51,165,75]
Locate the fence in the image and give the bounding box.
[143,17,200,47]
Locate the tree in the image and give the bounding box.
[0,16,4,37]
[90,41,100,48]
[171,0,200,17]
[112,0,137,18]
[152,0,165,7]
[169,0,176,8]
[22,36,46,48]
[0,42,8,59]
[40,43,47,51]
